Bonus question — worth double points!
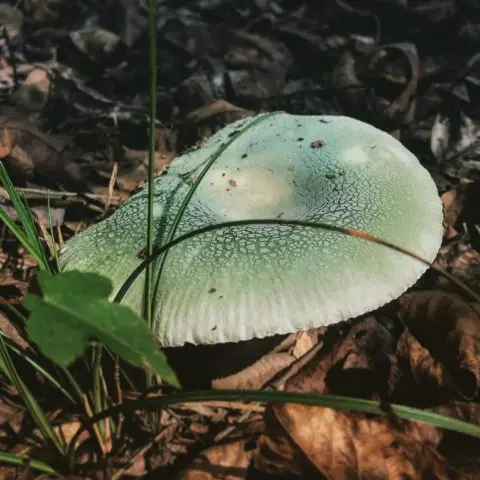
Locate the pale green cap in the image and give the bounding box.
[60,113,443,346]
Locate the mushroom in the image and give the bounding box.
[59,113,443,347]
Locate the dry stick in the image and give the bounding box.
[106,162,118,213]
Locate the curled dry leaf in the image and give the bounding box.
[255,403,452,480]
[366,42,419,125]
[396,291,480,399]
[213,330,320,390]
[0,4,23,39]
[332,50,366,113]
[393,329,454,402]
[70,27,124,64]
[0,111,70,184]
[212,352,295,390]
[431,111,480,170]
[284,316,396,398]
[176,439,252,480]
[0,310,29,351]
[11,68,51,113]
[441,186,468,239]
[183,100,255,145]
[333,42,419,125]
[437,241,480,293]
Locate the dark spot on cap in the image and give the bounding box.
[311,139,326,148]
[229,179,237,187]
[319,119,330,123]
[222,172,226,177]
[297,137,304,141]
[219,295,224,299]
[211,326,217,331]
[208,288,217,294]
[241,154,248,159]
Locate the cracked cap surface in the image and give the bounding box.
[60,113,443,347]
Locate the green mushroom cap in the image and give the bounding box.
[59,113,443,347]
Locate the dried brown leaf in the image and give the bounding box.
[11,68,51,112]
[396,291,480,398]
[366,42,419,124]
[0,310,29,351]
[391,329,454,401]
[212,352,295,390]
[176,439,252,480]
[0,112,69,184]
[441,186,468,238]
[284,316,395,397]
[255,403,454,480]
[332,51,366,113]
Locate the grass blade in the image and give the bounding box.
[0,334,76,404]
[144,0,158,327]
[115,219,480,306]
[149,112,280,311]
[67,388,480,467]
[0,334,65,455]
[0,163,51,272]
[0,452,60,477]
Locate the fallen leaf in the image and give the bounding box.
[441,186,468,239]
[176,439,252,480]
[284,316,396,398]
[11,68,51,112]
[396,291,480,399]
[392,329,454,402]
[255,403,454,479]
[212,351,294,390]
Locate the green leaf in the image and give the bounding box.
[24,270,179,387]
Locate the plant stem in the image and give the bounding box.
[144,0,157,327]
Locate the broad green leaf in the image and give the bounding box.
[24,270,179,387]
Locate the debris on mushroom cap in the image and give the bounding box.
[59,113,443,347]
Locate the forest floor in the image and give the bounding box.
[2,0,480,478]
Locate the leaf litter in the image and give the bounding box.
[2,0,480,478]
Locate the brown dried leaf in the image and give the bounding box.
[391,329,454,401]
[441,186,468,238]
[332,51,366,113]
[396,291,480,398]
[11,68,51,112]
[255,403,454,479]
[0,111,70,183]
[183,100,254,143]
[366,42,419,124]
[176,439,252,480]
[253,407,313,477]
[431,111,480,167]
[284,316,395,397]
[0,310,29,351]
[212,352,294,390]
[0,129,14,159]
